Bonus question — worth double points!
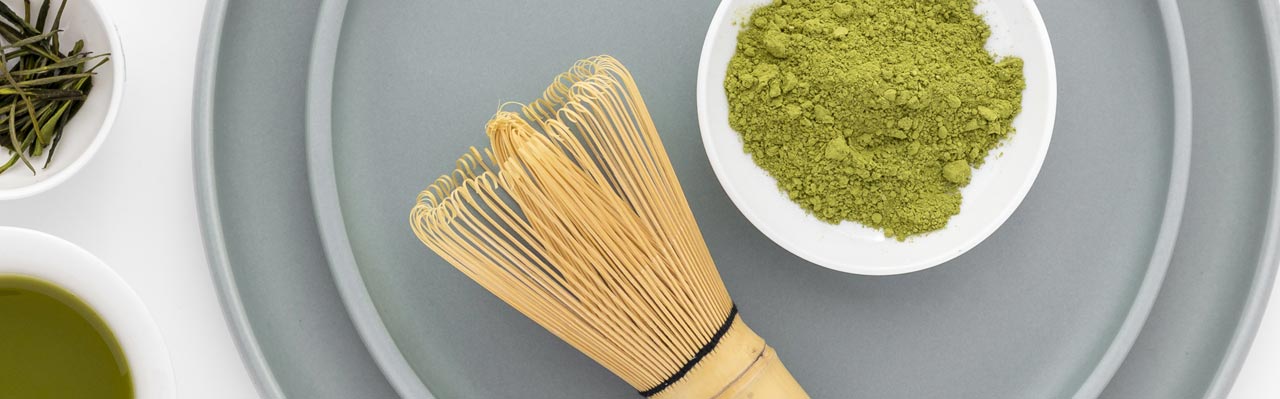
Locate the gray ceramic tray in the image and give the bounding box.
[194,0,1280,398]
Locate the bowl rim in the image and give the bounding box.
[0,0,125,200]
[695,0,1058,275]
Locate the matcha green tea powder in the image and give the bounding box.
[724,0,1025,239]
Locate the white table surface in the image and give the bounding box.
[0,0,1275,398]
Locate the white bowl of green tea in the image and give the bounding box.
[697,0,1055,275]
[0,0,123,200]
[0,227,173,398]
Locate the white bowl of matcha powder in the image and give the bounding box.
[697,0,1056,275]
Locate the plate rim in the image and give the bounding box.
[1201,0,1280,396]
[192,0,287,397]
[1066,0,1194,396]
[303,0,436,397]
[308,0,1188,397]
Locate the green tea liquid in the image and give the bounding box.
[0,275,132,399]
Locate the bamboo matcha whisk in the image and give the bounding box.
[410,56,808,399]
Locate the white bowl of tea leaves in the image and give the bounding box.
[0,0,121,200]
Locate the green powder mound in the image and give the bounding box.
[724,0,1025,240]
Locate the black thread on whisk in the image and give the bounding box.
[638,304,739,397]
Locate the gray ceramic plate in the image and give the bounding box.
[195,0,1280,398]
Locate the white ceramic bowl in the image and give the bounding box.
[696,0,1056,275]
[0,227,174,398]
[0,0,123,200]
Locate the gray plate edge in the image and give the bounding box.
[304,0,436,397]
[1201,1,1280,397]
[192,0,288,397]
[303,0,1196,398]
[196,0,1280,397]
[1074,0,1194,397]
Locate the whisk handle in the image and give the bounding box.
[649,316,809,399]
[715,344,808,399]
